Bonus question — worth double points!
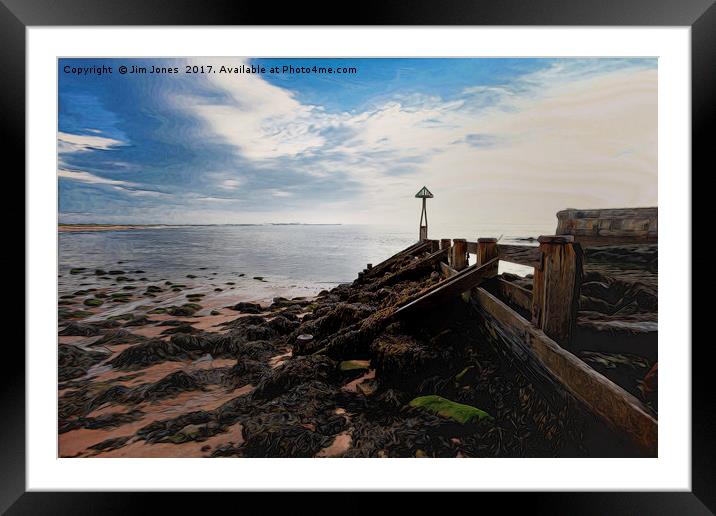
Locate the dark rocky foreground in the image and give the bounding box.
[58,243,657,458]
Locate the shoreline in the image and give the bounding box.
[59,224,162,233]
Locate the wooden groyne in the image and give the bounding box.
[364,232,657,456]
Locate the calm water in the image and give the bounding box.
[58,223,551,300]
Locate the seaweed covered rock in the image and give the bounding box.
[160,324,198,335]
[371,332,464,392]
[91,329,146,347]
[230,302,263,314]
[267,314,300,335]
[241,414,333,457]
[291,303,376,352]
[223,359,269,389]
[59,322,102,337]
[109,339,192,369]
[252,355,338,399]
[130,371,204,402]
[58,344,110,381]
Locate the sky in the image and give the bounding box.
[58,57,657,227]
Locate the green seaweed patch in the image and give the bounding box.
[69,268,87,275]
[83,298,104,307]
[163,424,204,444]
[210,310,220,315]
[339,360,370,373]
[66,309,92,319]
[147,307,167,315]
[408,395,492,425]
[186,274,197,279]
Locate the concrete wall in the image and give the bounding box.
[556,207,657,245]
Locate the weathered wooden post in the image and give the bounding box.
[477,237,498,266]
[451,239,468,271]
[531,235,583,348]
[440,238,452,251]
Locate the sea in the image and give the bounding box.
[58,223,552,302]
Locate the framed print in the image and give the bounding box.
[6,0,713,512]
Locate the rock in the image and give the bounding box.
[253,355,338,399]
[91,329,146,347]
[230,302,262,314]
[210,310,221,316]
[94,269,108,276]
[108,270,125,275]
[59,322,102,337]
[187,274,197,279]
[124,316,151,327]
[167,303,202,317]
[69,268,87,275]
[58,344,109,381]
[109,339,190,369]
[160,324,198,335]
[408,395,492,424]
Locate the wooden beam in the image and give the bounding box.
[531,236,583,348]
[377,247,448,288]
[395,256,499,319]
[493,278,532,313]
[364,240,430,279]
[497,244,542,269]
[472,287,657,456]
[466,241,478,255]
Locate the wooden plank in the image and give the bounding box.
[493,278,532,313]
[395,257,499,319]
[467,241,478,255]
[497,244,542,268]
[364,240,430,279]
[472,287,657,456]
[377,248,448,288]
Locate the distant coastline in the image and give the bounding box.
[58,223,343,233]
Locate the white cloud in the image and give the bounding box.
[219,178,242,190]
[174,59,657,227]
[58,168,137,186]
[270,189,293,198]
[58,131,124,154]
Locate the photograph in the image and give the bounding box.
[57,56,658,459]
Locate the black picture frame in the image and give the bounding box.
[5,0,712,513]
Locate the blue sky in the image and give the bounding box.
[58,57,657,226]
